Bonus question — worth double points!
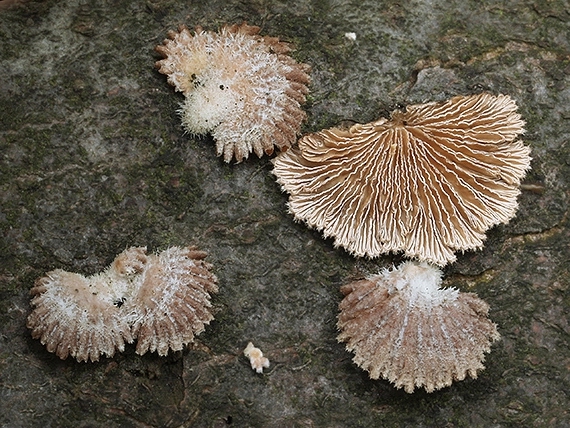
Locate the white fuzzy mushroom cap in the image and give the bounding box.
[156,23,311,163]
[337,261,501,393]
[273,93,531,266]
[27,270,135,363]
[27,246,218,362]
[128,246,218,356]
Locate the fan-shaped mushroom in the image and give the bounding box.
[128,246,218,356]
[156,23,311,163]
[27,269,135,363]
[337,261,500,393]
[273,93,531,265]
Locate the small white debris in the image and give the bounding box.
[243,342,270,373]
[344,32,357,41]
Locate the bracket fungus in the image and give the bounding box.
[337,261,500,393]
[27,246,218,362]
[273,93,531,265]
[155,23,311,163]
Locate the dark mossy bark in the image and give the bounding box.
[1,1,568,427]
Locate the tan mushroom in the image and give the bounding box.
[128,246,218,356]
[273,93,531,265]
[337,261,500,393]
[156,23,311,163]
[27,269,134,362]
[27,246,218,361]
[243,342,270,373]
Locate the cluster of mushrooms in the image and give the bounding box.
[28,23,531,393]
[28,246,218,362]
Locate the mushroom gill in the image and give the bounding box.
[27,246,218,362]
[155,23,311,163]
[337,261,500,393]
[273,93,531,265]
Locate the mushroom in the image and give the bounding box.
[273,93,531,265]
[337,261,500,393]
[243,342,270,373]
[128,246,218,356]
[27,246,218,361]
[27,269,135,363]
[155,23,311,163]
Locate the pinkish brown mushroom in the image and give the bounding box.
[155,23,311,163]
[27,246,218,362]
[27,269,135,363]
[273,93,531,265]
[128,246,218,356]
[337,261,500,393]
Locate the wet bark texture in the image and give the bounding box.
[0,0,568,427]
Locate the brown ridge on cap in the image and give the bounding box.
[273,93,531,265]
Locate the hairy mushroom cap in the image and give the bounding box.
[27,246,218,361]
[27,252,142,362]
[273,93,531,265]
[155,23,311,163]
[128,246,218,356]
[337,261,500,393]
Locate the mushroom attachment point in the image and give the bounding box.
[337,261,500,393]
[155,23,311,163]
[27,246,218,362]
[273,93,531,265]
